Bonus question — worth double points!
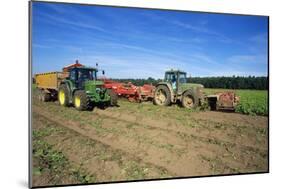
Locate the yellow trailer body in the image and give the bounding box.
[35,72,67,90]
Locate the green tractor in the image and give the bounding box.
[57,65,117,111]
[153,69,204,109]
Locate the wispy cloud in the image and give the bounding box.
[171,20,234,43]
[35,4,206,51]
[76,42,258,78]
[171,20,215,34]
[38,12,109,33]
[142,12,233,44]
[33,42,83,52]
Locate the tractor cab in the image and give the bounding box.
[68,67,98,89]
[62,60,101,90]
[68,67,97,81]
[164,70,187,91]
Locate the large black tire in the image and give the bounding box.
[107,89,118,106]
[73,90,93,111]
[153,85,171,106]
[181,89,199,109]
[58,84,70,107]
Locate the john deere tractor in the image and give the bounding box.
[153,69,204,109]
[58,66,117,111]
[35,62,117,111]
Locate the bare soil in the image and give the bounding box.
[32,97,268,187]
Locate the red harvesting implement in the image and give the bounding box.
[101,78,155,102]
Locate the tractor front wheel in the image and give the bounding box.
[74,90,93,111]
[153,85,171,106]
[181,90,199,109]
[107,89,118,106]
[58,84,70,107]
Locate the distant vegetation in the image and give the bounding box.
[113,76,268,90]
[188,76,268,90]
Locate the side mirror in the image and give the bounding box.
[102,70,105,75]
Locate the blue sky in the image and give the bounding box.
[32,2,268,79]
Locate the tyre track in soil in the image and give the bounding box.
[113,100,267,129]
[33,104,267,175]
[33,105,214,176]
[92,109,268,172]
[94,109,268,152]
[33,97,267,152]
[33,112,171,182]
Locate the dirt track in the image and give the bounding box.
[32,97,268,186]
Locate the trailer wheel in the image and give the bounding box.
[74,90,93,111]
[58,84,70,107]
[42,92,51,102]
[107,89,118,106]
[38,90,43,101]
[181,90,199,109]
[38,90,51,102]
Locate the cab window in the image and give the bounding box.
[179,73,187,83]
[70,70,76,81]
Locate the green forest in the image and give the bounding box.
[113,76,268,90]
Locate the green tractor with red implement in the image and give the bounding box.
[153,69,239,110]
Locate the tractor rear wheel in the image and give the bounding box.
[181,90,199,109]
[74,90,93,111]
[58,84,70,107]
[153,85,171,106]
[107,89,118,106]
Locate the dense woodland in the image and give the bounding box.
[113,76,268,90]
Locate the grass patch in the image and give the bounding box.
[123,161,149,180]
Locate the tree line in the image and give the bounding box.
[113,76,268,90]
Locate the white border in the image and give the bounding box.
[1,0,280,189]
